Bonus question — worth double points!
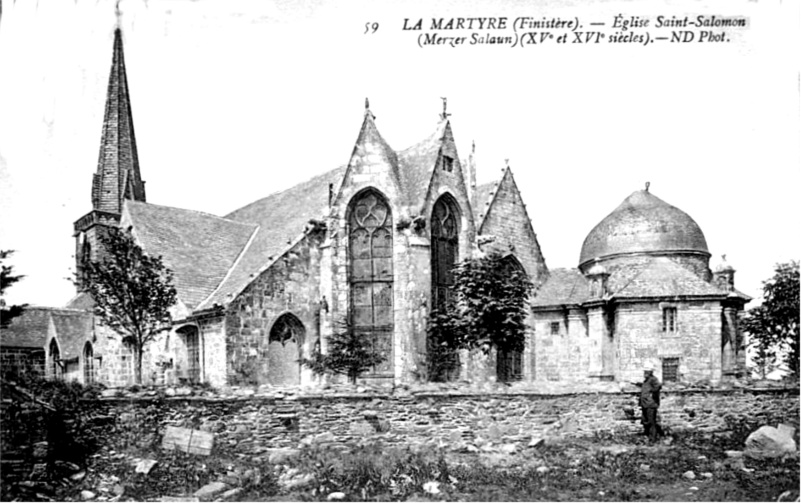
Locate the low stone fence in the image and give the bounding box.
[87,387,799,454]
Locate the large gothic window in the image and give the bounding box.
[429,195,461,381]
[497,255,525,382]
[431,196,460,308]
[349,190,393,376]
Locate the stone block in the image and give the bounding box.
[193,482,228,501]
[745,425,798,458]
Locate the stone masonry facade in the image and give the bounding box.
[22,26,749,392]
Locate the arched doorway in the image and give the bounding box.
[83,342,95,384]
[176,326,201,384]
[348,189,394,377]
[429,195,461,381]
[268,313,306,386]
[497,255,525,382]
[49,339,61,380]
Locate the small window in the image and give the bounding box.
[550,322,560,335]
[662,307,677,332]
[662,357,680,382]
[442,156,454,172]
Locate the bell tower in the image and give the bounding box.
[74,28,146,289]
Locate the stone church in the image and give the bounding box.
[1,28,750,389]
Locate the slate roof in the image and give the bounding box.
[197,166,348,309]
[397,120,448,211]
[610,258,744,299]
[580,190,709,267]
[64,292,95,310]
[51,310,93,360]
[531,269,590,307]
[125,200,258,309]
[472,180,498,230]
[0,308,51,348]
[531,258,750,309]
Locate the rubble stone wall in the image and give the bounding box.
[88,389,799,451]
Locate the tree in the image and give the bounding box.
[1,250,27,328]
[426,252,533,381]
[742,306,782,379]
[300,320,386,385]
[742,261,800,378]
[80,229,177,384]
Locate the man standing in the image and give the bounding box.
[639,362,662,441]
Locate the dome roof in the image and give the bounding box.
[579,190,709,268]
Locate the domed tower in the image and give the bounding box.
[578,185,711,280]
[532,183,750,386]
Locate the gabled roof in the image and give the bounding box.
[342,109,402,190]
[124,200,258,309]
[64,291,95,310]
[472,180,498,228]
[397,120,449,212]
[531,268,590,307]
[0,307,51,348]
[50,311,93,360]
[197,165,348,309]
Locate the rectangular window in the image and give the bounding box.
[550,322,560,335]
[442,156,454,172]
[662,357,680,382]
[662,307,677,332]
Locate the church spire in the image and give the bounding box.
[91,27,146,214]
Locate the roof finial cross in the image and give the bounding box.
[645,181,650,192]
[115,0,122,28]
[364,97,375,119]
[440,97,451,120]
[505,158,510,168]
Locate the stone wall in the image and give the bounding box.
[476,168,548,286]
[0,348,44,379]
[87,388,799,453]
[225,233,323,387]
[616,300,722,384]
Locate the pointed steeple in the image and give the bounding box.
[74,27,146,292]
[92,28,146,214]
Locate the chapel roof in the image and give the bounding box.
[579,189,709,268]
[608,258,737,299]
[531,268,590,307]
[125,200,258,309]
[196,165,348,309]
[50,310,94,360]
[397,120,450,212]
[531,257,750,309]
[0,307,52,349]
